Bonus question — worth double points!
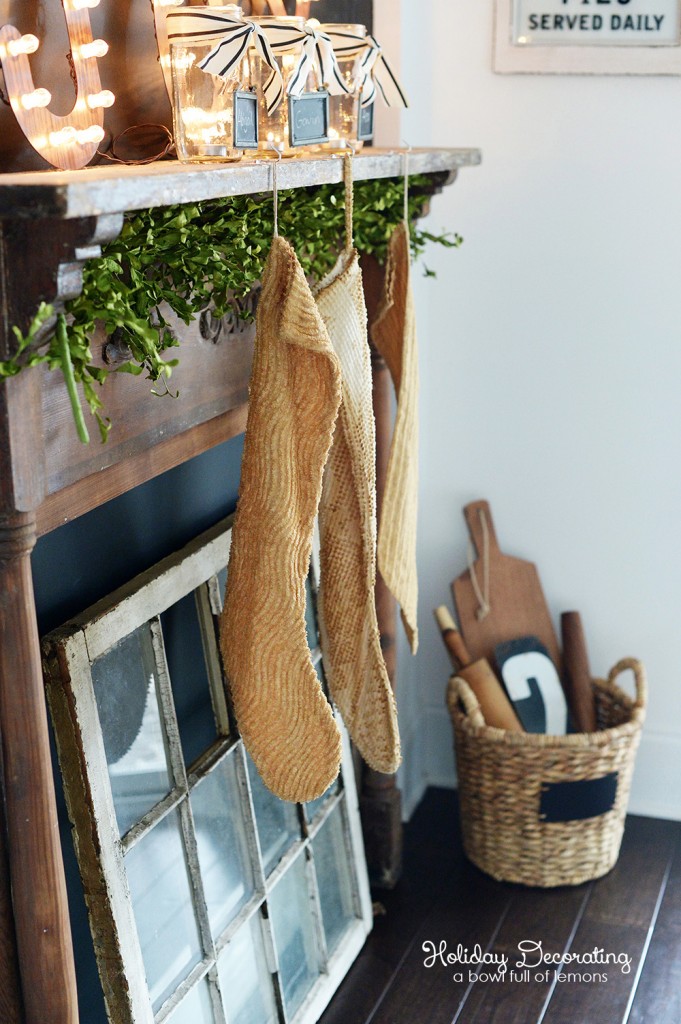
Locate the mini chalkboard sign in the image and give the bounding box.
[288,91,330,147]
[357,102,375,142]
[233,91,259,150]
[540,773,619,823]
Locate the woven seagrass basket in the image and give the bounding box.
[447,657,647,887]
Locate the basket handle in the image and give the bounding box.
[607,657,647,710]
[447,675,487,729]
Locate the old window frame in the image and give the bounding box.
[42,516,372,1024]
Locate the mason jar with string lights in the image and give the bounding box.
[248,16,328,156]
[167,4,257,163]
[318,23,368,151]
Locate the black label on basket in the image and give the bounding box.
[358,102,374,142]
[289,91,329,147]
[234,91,259,150]
[540,772,619,823]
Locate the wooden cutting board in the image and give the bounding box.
[451,500,562,672]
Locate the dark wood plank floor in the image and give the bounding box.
[321,788,681,1024]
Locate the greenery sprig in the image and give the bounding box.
[1,175,462,443]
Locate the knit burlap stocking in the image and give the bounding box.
[315,247,401,776]
[220,235,343,803]
[371,221,420,654]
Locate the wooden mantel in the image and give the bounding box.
[0,148,479,220]
[0,146,480,1024]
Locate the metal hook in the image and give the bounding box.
[268,137,283,237]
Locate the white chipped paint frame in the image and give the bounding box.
[494,0,681,73]
[42,516,372,1024]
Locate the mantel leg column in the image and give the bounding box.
[358,252,403,889]
[360,345,403,888]
[0,512,78,1024]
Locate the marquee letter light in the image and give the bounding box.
[0,0,114,171]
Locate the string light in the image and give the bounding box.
[87,90,115,109]
[6,34,40,57]
[79,39,109,59]
[20,88,52,110]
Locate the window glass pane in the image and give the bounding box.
[166,978,215,1024]
[91,623,171,836]
[217,914,278,1024]
[191,752,256,939]
[304,576,318,650]
[162,593,217,766]
[125,809,203,1011]
[246,754,300,876]
[305,778,339,824]
[217,568,228,608]
[312,805,355,956]
[268,855,320,1017]
[314,659,330,700]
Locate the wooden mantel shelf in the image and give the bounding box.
[0,145,479,1024]
[0,146,481,538]
[0,147,481,220]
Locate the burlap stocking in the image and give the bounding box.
[315,247,401,776]
[220,236,343,803]
[371,221,420,654]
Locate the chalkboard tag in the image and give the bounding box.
[357,102,375,142]
[233,91,259,150]
[540,773,619,823]
[288,91,330,147]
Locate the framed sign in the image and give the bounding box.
[494,0,681,73]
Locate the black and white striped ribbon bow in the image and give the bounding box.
[254,19,350,98]
[166,10,284,115]
[322,27,408,109]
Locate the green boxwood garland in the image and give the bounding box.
[0,175,461,443]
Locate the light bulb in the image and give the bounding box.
[79,39,109,59]
[7,34,40,57]
[77,125,105,144]
[87,90,115,109]
[72,0,101,8]
[50,126,78,147]
[20,88,52,110]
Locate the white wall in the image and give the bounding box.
[391,0,681,820]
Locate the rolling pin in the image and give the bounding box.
[561,611,598,733]
[435,606,523,732]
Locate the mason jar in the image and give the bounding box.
[168,4,254,163]
[319,23,370,150]
[248,16,327,156]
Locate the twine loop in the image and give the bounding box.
[344,152,354,250]
[467,507,491,621]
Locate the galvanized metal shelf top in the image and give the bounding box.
[0,147,481,220]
